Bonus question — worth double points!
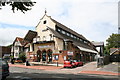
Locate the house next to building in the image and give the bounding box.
[20,12,98,64]
[11,37,24,58]
[110,48,120,62]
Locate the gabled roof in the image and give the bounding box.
[24,30,37,42]
[110,48,120,55]
[13,37,24,46]
[37,13,88,41]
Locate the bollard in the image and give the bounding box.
[25,61,30,66]
[56,61,59,67]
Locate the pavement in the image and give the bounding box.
[9,61,120,76]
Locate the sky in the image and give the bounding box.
[0,0,119,46]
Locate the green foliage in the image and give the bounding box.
[106,33,120,53]
[103,46,109,55]
[0,0,36,13]
[10,55,14,59]
[19,52,26,62]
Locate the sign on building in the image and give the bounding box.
[38,45,51,48]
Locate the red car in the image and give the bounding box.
[14,58,23,63]
[73,60,83,67]
[64,60,76,68]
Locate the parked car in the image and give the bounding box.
[0,58,9,80]
[64,60,76,68]
[73,60,83,67]
[14,58,23,63]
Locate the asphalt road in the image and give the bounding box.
[6,66,119,80]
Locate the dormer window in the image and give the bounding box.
[57,28,61,32]
[43,20,47,24]
[62,30,65,34]
[71,34,73,38]
[66,32,70,36]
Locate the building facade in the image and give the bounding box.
[23,13,98,64]
[0,46,11,58]
[11,37,24,59]
[110,48,120,62]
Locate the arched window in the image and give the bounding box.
[37,50,41,62]
[42,50,46,61]
[43,20,47,24]
[47,49,53,62]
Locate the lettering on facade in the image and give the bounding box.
[38,45,51,48]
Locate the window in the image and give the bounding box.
[77,37,79,40]
[15,53,18,57]
[66,32,70,36]
[53,55,59,60]
[74,36,77,39]
[84,41,88,44]
[15,47,18,50]
[49,34,52,40]
[43,20,47,24]
[62,30,65,34]
[57,28,61,32]
[71,34,73,38]
[80,38,83,42]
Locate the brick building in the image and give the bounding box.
[0,46,11,58]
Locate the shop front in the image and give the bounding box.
[34,42,54,63]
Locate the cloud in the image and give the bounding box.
[0,26,28,46]
[0,0,119,46]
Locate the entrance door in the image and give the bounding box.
[47,49,52,62]
[42,51,46,61]
[37,50,41,62]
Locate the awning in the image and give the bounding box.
[77,46,98,54]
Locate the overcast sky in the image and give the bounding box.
[0,0,119,46]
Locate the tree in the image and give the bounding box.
[19,52,26,62]
[106,33,120,53]
[103,46,109,55]
[0,0,36,13]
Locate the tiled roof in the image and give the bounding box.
[24,30,37,42]
[51,18,88,41]
[48,27,96,51]
[14,37,24,46]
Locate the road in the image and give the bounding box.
[6,66,119,80]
